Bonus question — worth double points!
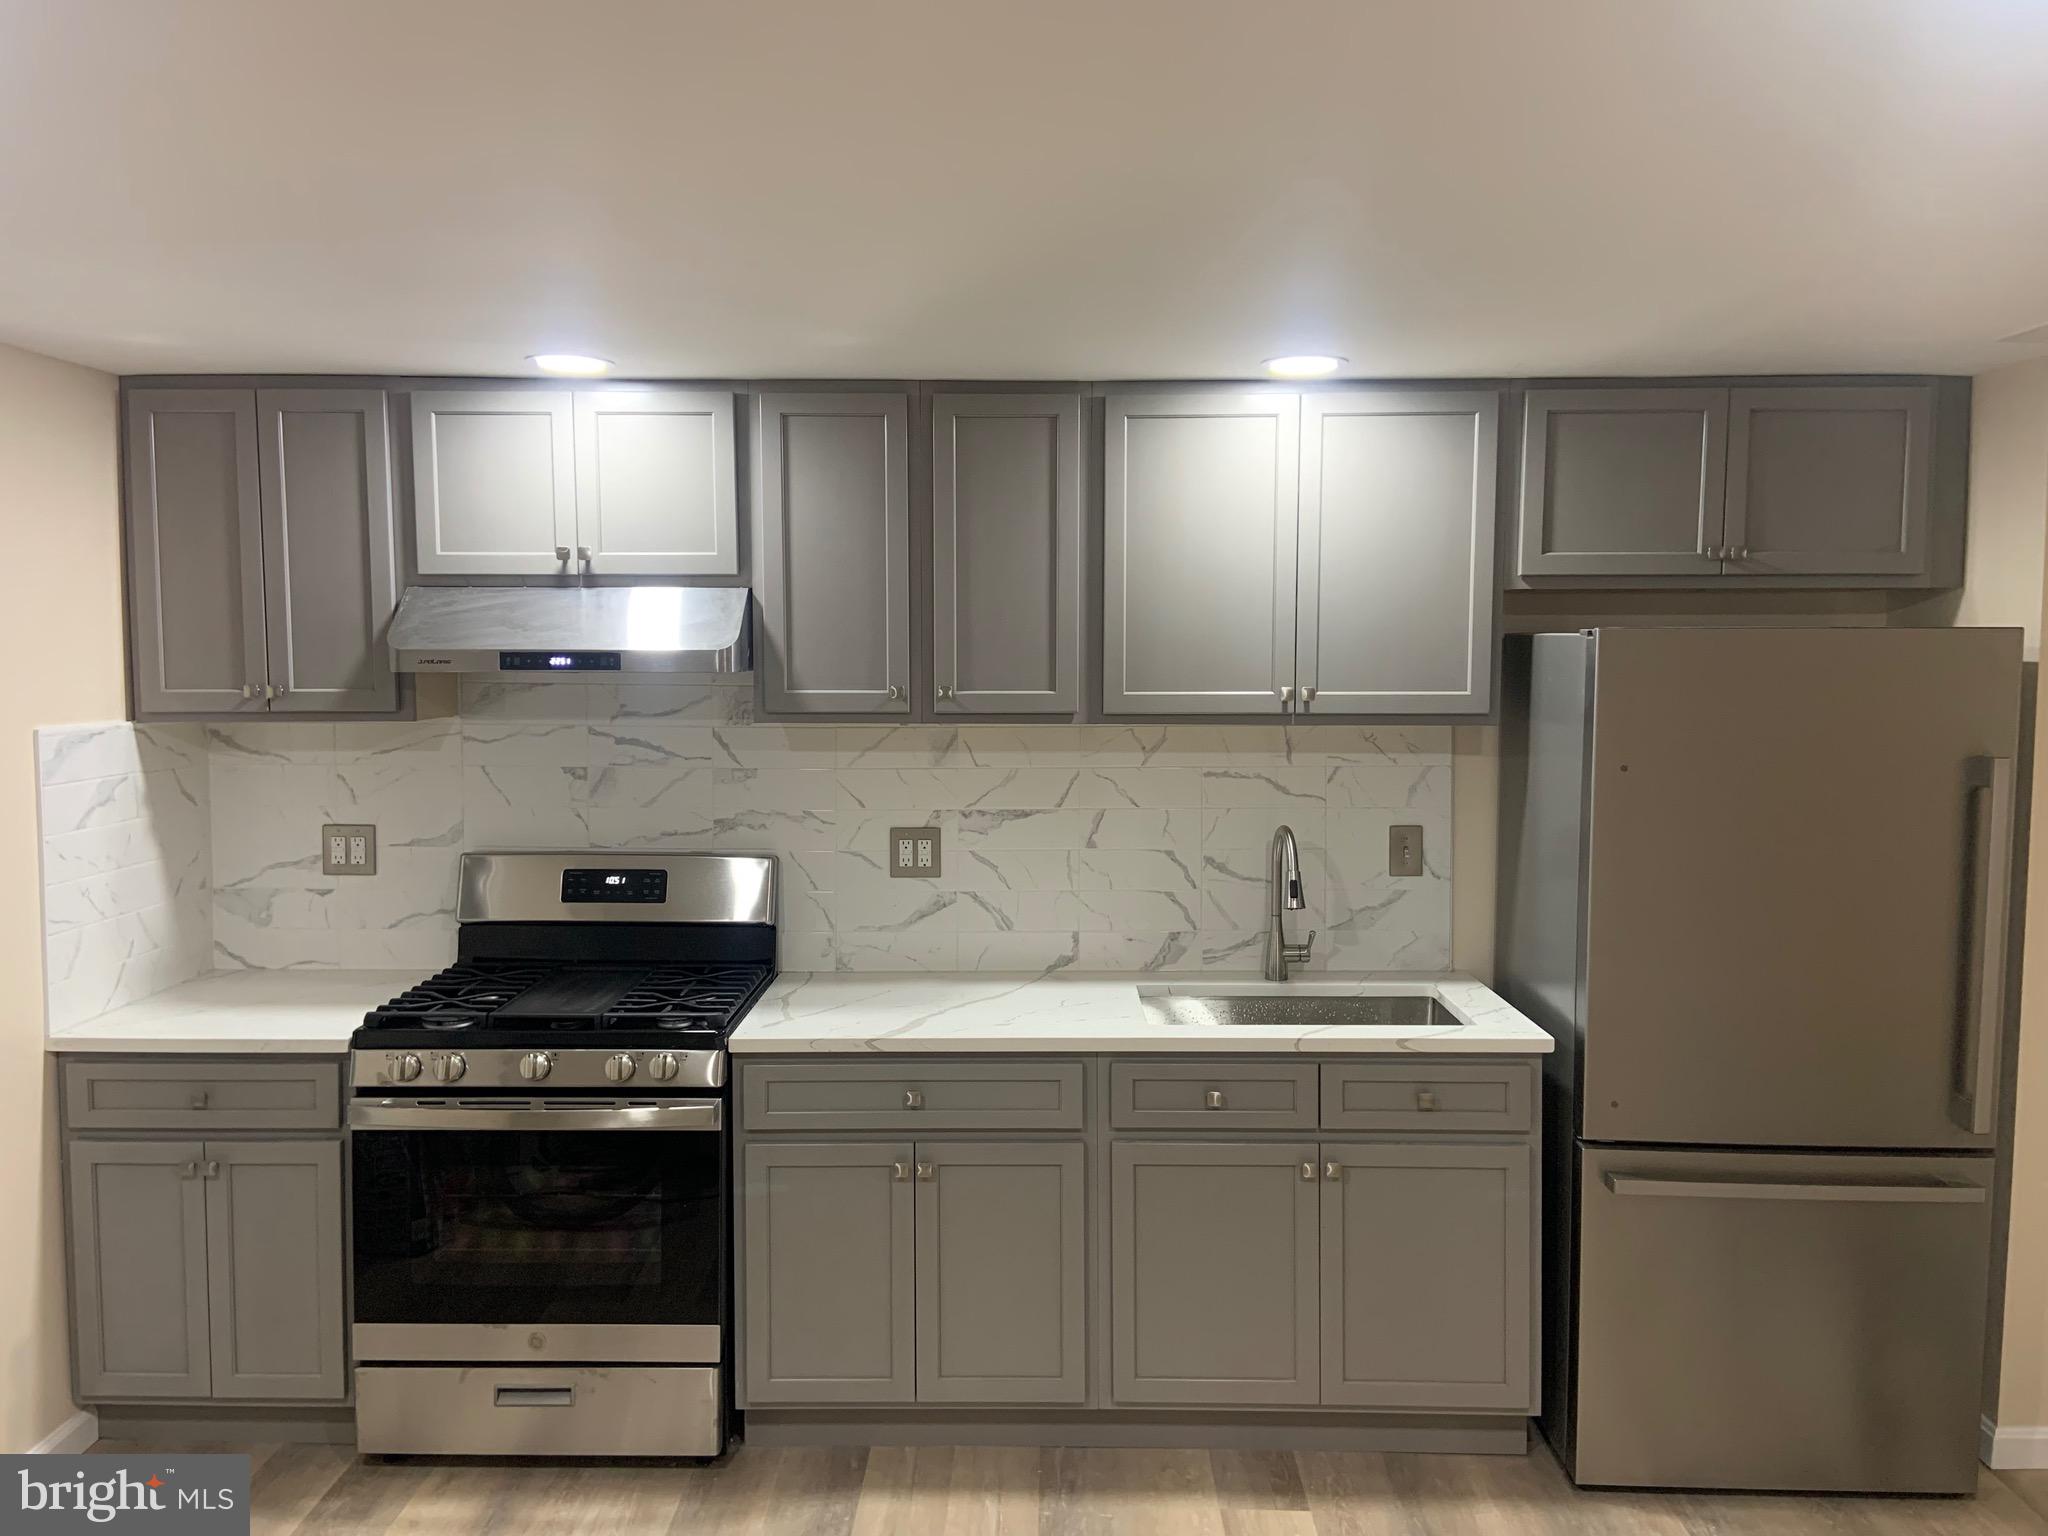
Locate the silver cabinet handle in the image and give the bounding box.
[202,1159,220,1179]
[1415,1089,1438,1112]
[891,1162,910,1182]
[494,1386,574,1407]
[1733,546,1751,561]
[1324,1162,1342,1182]
[1604,1172,1985,1205]
[240,683,257,700]
[1278,684,1294,708]
[915,1162,935,1183]
[555,546,571,562]
[1300,1161,1316,1181]
[1301,685,1317,706]
[937,684,955,701]
[903,1088,924,1110]
[191,1089,210,1109]
[180,1160,199,1180]
[1955,755,2017,1135]
[1204,1089,1226,1110]
[576,545,592,562]
[886,684,904,702]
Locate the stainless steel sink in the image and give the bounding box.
[1138,993,1450,1030]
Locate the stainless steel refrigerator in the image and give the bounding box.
[1497,627,2021,1494]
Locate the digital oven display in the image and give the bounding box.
[500,651,623,672]
[561,868,669,904]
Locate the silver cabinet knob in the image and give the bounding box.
[577,545,592,562]
[180,1160,200,1180]
[431,1053,467,1084]
[190,1088,210,1109]
[1325,1161,1342,1182]
[518,1051,552,1082]
[241,683,257,700]
[1734,546,1751,561]
[1278,684,1294,707]
[1301,685,1317,705]
[1415,1089,1438,1112]
[556,546,571,562]
[647,1052,680,1082]
[203,1159,221,1179]
[604,1053,638,1083]
[1300,1161,1316,1181]
[886,684,905,702]
[915,1162,935,1182]
[392,1053,423,1084]
[937,684,955,701]
[903,1088,924,1110]
[1204,1089,1226,1110]
[892,1162,911,1182]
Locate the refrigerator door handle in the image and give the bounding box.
[1952,755,2016,1137]
[1603,1172,1986,1205]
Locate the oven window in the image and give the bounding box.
[352,1128,725,1327]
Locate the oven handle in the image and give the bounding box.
[347,1100,724,1132]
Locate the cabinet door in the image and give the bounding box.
[742,1141,915,1404]
[1298,390,1499,715]
[204,1139,346,1400]
[931,393,1080,715]
[755,392,911,715]
[1103,393,1298,715]
[1724,385,1932,576]
[68,1140,212,1398]
[124,389,268,714]
[1517,388,1727,577]
[573,389,738,576]
[1110,1140,1319,1405]
[256,389,399,713]
[915,1140,1086,1404]
[1320,1141,1533,1411]
[410,389,576,575]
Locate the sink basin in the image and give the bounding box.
[1138,992,1451,1031]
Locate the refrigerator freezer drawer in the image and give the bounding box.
[1572,1145,1991,1494]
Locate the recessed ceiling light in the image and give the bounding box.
[528,353,613,377]
[1264,354,1346,379]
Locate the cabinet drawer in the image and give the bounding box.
[1110,1061,1318,1130]
[1319,1063,1534,1134]
[63,1060,342,1131]
[741,1061,1084,1131]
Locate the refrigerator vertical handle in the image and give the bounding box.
[1953,755,2016,1137]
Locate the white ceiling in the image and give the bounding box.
[3,0,2046,380]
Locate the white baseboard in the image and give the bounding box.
[26,1409,98,1456]
[1983,1413,2048,1469]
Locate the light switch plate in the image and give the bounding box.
[322,823,377,876]
[889,826,941,878]
[1388,824,1424,878]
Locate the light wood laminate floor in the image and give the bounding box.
[89,1439,2048,1535]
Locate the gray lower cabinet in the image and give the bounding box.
[1320,1141,1533,1411]
[755,392,912,715]
[1110,1140,1321,1405]
[68,1136,345,1402]
[931,393,1081,715]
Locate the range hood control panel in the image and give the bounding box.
[500,651,622,672]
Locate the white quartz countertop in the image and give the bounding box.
[731,973,1553,1055]
[45,970,417,1054]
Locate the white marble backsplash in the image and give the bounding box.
[201,679,1452,975]
[36,723,213,1028]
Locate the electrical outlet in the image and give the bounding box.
[322,823,377,876]
[1388,824,1424,879]
[889,826,942,878]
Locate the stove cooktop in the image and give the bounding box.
[358,960,774,1043]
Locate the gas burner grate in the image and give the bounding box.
[603,965,773,1031]
[363,963,552,1029]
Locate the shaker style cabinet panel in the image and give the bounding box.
[1103,393,1299,715]
[754,392,912,715]
[1516,388,1728,578]
[257,389,399,713]
[1110,1140,1321,1405]
[204,1139,347,1400]
[572,389,738,576]
[931,393,1080,715]
[125,389,270,714]
[914,1141,1087,1404]
[1298,391,1499,715]
[68,1140,214,1399]
[1319,1141,1534,1411]
[1724,386,1933,577]
[410,390,577,575]
[742,1141,916,1404]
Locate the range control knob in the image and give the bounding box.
[604,1053,638,1084]
[518,1052,552,1082]
[647,1052,681,1083]
[432,1053,467,1084]
[391,1053,423,1084]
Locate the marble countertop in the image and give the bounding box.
[44,970,417,1054]
[731,972,1553,1055]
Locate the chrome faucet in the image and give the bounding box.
[1263,824,1317,981]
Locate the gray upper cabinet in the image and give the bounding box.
[572,388,738,576]
[1517,388,1728,578]
[126,386,400,717]
[1319,1141,1534,1412]
[204,1139,346,1400]
[69,1140,214,1399]
[1298,390,1499,715]
[410,390,577,576]
[125,389,269,714]
[743,1141,916,1404]
[257,389,399,712]
[931,393,1080,715]
[1724,385,1932,577]
[915,1141,1087,1404]
[1104,393,1299,715]
[755,392,912,715]
[1110,1140,1320,1405]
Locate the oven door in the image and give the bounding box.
[349,1098,725,1364]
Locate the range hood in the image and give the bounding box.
[388,585,752,675]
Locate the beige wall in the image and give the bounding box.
[0,343,123,1449]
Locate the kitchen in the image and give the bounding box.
[7,2,2048,1532]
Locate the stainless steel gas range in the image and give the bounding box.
[347,851,776,1458]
